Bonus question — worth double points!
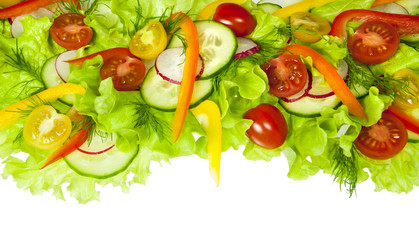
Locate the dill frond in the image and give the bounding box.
[132,101,171,142]
[59,0,98,16]
[331,144,358,198]
[13,129,24,144]
[72,115,102,146]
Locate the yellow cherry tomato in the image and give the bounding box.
[290,12,331,43]
[0,0,22,8]
[23,105,72,150]
[129,21,168,60]
[393,69,419,110]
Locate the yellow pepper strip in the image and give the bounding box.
[197,0,246,20]
[272,0,335,20]
[0,83,85,131]
[191,100,222,186]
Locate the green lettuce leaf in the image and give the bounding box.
[311,0,375,22]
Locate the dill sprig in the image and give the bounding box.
[344,53,413,99]
[132,101,171,142]
[331,144,358,198]
[6,95,50,118]
[72,115,105,146]
[4,41,45,99]
[58,0,98,16]
[130,0,154,36]
[13,129,24,144]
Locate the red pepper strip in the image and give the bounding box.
[330,9,419,39]
[284,44,368,120]
[40,129,88,169]
[169,13,200,143]
[66,48,135,66]
[0,0,56,19]
[386,105,419,134]
[371,0,398,7]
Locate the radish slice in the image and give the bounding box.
[155,48,204,85]
[281,73,312,103]
[307,60,349,98]
[11,8,54,38]
[234,38,261,59]
[371,2,409,15]
[55,50,78,82]
[8,18,13,25]
[76,133,116,155]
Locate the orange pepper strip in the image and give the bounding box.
[371,0,398,7]
[0,83,86,131]
[0,0,56,19]
[40,129,88,169]
[386,106,419,134]
[285,44,368,120]
[170,13,200,143]
[197,0,246,20]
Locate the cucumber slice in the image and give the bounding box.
[167,20,237,79]
[258,3,282,14]
[65,133,138,179]
[279,95,342,118]
[396,0,419,15]
[408,130,419,143]
[140,67,213,111]
[41,55,75,105]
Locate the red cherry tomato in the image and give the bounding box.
[100,55,146,91]
[212,3,257,37]
[244,104,288,149]
[354,112,408,160]
[50,13,93,50]
[347,21,400,65]
[262,54,308,98]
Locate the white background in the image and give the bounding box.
[1,0,419,239]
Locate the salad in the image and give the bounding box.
[0,0,419,203]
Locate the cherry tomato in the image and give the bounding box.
[23,105,72,150]
[212,3,256,37]
[393,69,419,110]
[262,54,308,98]
[50,13,93,50]
[0,0,22,8]
[354,112,408,160]
[290,12,331,43]
[347,21,400,65]
[100,55,146,91]
[129,21,168,60]
[244,104,288,149]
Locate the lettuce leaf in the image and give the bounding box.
[311,0,375,22]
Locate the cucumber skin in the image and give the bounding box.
[167,20,238,80]
[64,146,139,179]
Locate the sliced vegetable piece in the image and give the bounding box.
[272,0,335,20]
[23,105,72,150]
[370,2,409,15]
[50,13,93,50]
[66,48,134,66]
[257,2,281,14]
[392,69,419,110]
[290,12,331,43]
[0,0,56,19]
[234,37,261,59]
[0,83,86,131]
[284,44,368,120]
[129,21,168,60]
[372,0,398,7]
[55,50,78,82]
[197,0,246,20]
[354,112,408,160]
[330,9,419,39]
[191,100,222,186]
[168,13,200,143]
[386,105,419,134]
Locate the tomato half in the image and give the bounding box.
[212,3,256,37]
[50,13,93,50]
[290,12,331,43]
[244,104,288,149]
[23,105,72,150]
[129,21,168,60]
[347,21,400,65]
[393,69,419,110]
[100,55,146,91]
[354,112,408,160]
[262,54,308,98]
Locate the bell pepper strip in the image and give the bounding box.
[272,0,335,20]
[284,44,368,120]
[0,0,58,19]
[330,9,419,39]
[40,129,89,169]
[386,105,419,134]
[0,83,86,131]
[169,13,200,143]
[371,0,398,7]
[191,100,222,186]
[197,0,246,20]
[66,48,135,66]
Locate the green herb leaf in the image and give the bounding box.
[332,144,358,197]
